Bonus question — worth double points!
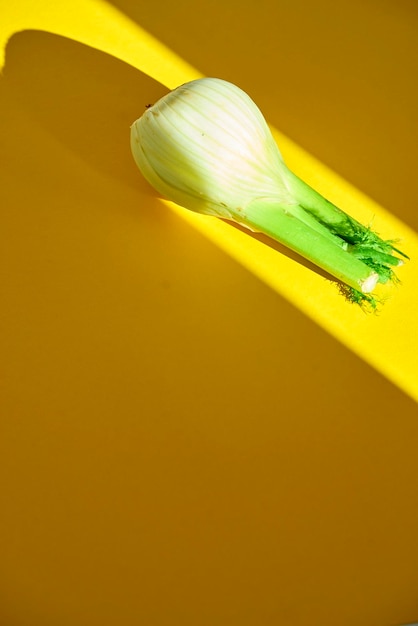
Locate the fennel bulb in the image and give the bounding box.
[131,77,406,305]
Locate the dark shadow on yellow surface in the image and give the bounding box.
[3,30,169,191]
[109,0,418,233]
[2,30,355,291]
[2,29,418,626]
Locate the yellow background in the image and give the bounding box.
[1,1,418,625]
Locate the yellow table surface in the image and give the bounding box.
[1,1,418,625]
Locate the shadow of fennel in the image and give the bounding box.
[1,30,354,294]
[2,30,170,192]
